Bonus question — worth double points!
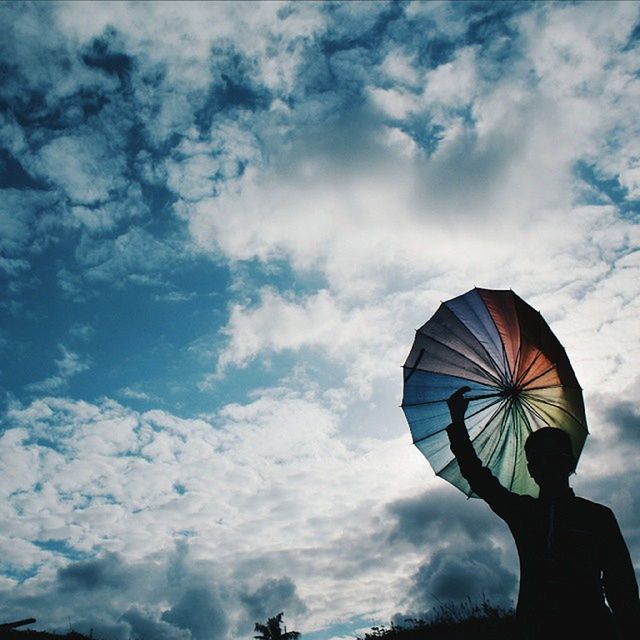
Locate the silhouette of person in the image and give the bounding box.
[446,386,640,640]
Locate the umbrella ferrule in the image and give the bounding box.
[499,385,520,399]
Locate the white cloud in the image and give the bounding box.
[1,391,435,634]
[0,190,57,257]
[165,123,261,202]
[368,87,419,120]
[423,46,477,110]
[33,134,127,205]
[74,227,182,284]
[380,50,420,86]
[178,2,640,407]
[26,345,90,392]
[217,288,393,370]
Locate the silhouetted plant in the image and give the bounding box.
[254,612,300,640]
[356,598,516,639]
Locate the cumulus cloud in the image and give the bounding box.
[240,577,308,627]
[385,487,517,619]
[0,390,435,635]
[408,545,516,612]
[33,134,128,205]
[161,585,228,640]
[216,288,396,376]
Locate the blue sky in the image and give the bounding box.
[1,2,640,639]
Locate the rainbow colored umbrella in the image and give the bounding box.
[401,288,588,497]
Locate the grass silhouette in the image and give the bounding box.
[357,599,516,640]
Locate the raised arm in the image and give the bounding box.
[601,507,640,639]
[446,387,516,517]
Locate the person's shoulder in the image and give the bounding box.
[572,495,616,519]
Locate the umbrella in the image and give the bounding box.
[401,287,588,497]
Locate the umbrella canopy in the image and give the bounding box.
[402,287,588,497]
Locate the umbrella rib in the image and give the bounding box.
[512,330,523,389]
[508,407,519,492]
[520,361,558,389]
[410,397,504,445]
[403,347,425,382]
[418,328,507,384]
[445,298,511,383]
[412,333,504,386]
[521,395,588,434]
[410,398,501,444]
[508,400,528,491]
[480,300,515,382]
[524,383,581,392]
[467,396,504,420]
[419,320,510,386]
[402,392,502,408]
[522,383,563,391]
[412,425,449,444]
[514,349,545,388]
[520,397,557,429]
[476,399,510,470]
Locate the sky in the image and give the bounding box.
[1,1,640,638]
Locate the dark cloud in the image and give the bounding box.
[386,487,516,618]
[71,620,130,640]
[410,545,516,610]
[161,585,228,640]
[320,1,405,56]
[0,545,237,639]
[122,607,189,640]
[195,44,271,133]
[240,576,307,626]
[603,399,640,440]
[82,28,134,81]
[57,552,132,592]
[386,486,510,548]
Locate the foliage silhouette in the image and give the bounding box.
[357,599,516,639]
[254,612,300,640]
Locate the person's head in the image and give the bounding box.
[525,427,576,489]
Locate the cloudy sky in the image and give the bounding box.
[1,1,640,638]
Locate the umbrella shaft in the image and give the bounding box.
[467,392,502,401]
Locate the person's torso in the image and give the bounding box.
[506,494,611,616]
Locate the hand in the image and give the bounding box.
[447,386,471,424]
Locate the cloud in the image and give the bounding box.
[57,552,131,592]
[0,539,310,640]
[386,488,508,549]
[216,288,395,374]
[161,585,228,640]
[240,577,308,627]
[74,227,182,284]
[68,324,95,342]
[32,134,128,205]
[603,398,640,442]
[408,545,516,612]
[122,608,189,640]
[26,345,90,392]
[119,388,151,401]
[0,389,441,635]
[385,487,517,616]
[0,189,59,257]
